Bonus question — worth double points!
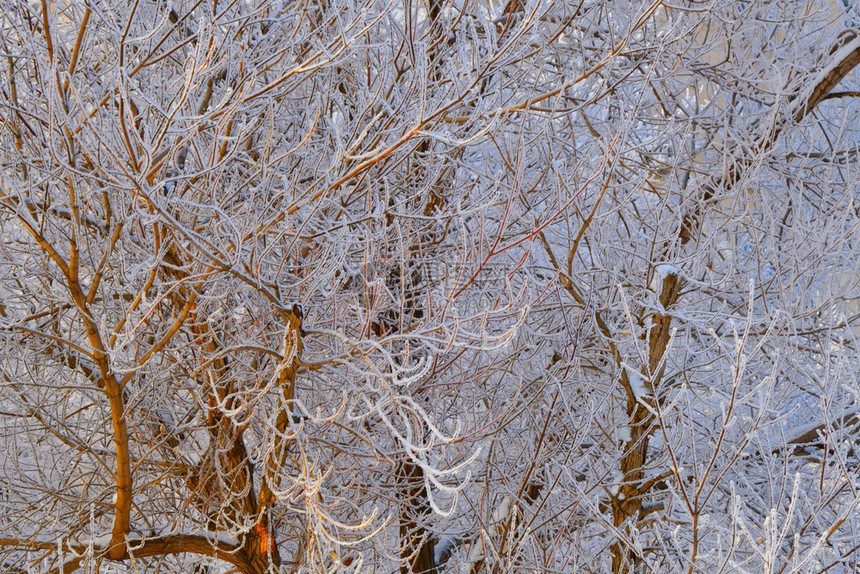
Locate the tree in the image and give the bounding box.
[1,0,859,573]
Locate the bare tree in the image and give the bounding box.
[2,1,860,574]
[460,2,860,574]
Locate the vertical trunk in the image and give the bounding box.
[399,460,436,574]
[610,271,682,573]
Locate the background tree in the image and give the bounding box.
[1,1,860,574]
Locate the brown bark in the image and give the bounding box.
[257,304,304,513]
[399,460,437,574]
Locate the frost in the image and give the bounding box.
[2,2,859,574]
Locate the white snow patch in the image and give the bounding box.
[434,534,458,564]
[91,533,113,549]
[649,263,679,292]
[789,36,860,120]
[624,365,649,400]
[491,495,512,525]
[785,406,860,443]
[466,496,513,572]
[609,471,624,496]
[211,531,240,546]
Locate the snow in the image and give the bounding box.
[211,531,240,547]
[91,534,113,549]
[789,35,860,120]
[624,365,649,400]
[649,263,679,292]
[785,406,860,444]
[465,496,514,572]
[434,534,458,564]
[466,538,484,571]
[491,495,512,524]
[609,471,624,496]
